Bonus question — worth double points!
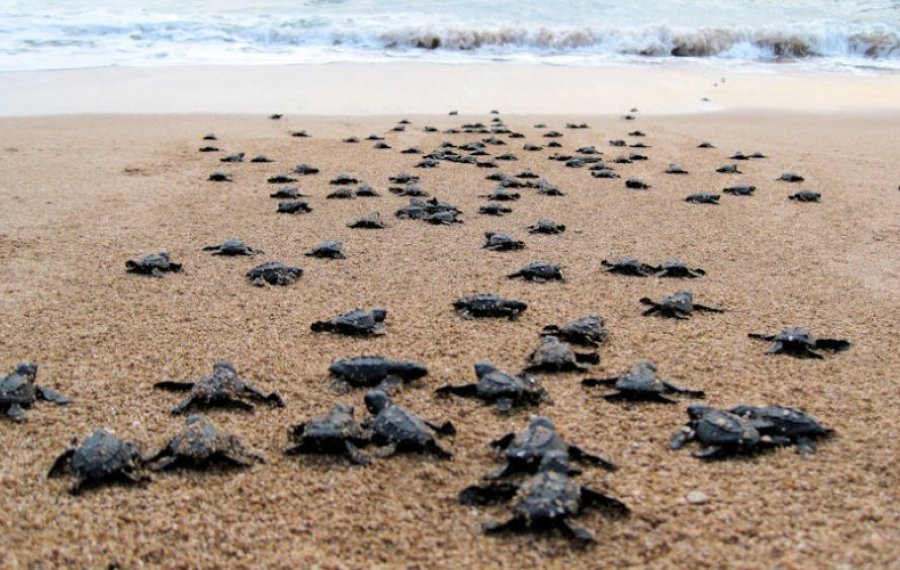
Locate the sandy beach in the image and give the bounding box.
[0,95,898,568]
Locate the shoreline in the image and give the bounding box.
[3,61,900,117]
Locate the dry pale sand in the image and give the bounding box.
[0,111,898,569]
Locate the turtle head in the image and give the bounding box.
[539,450,570,474]
[371,308,388,322]
[364,390,391,414]
[687,405,713,421]
[474,361,498,378]
[13,361,38,380]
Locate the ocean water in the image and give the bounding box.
[1,0,899,71]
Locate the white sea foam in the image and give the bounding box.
[0,0,898,71]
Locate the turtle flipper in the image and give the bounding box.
[748,333,775,342]
[219,451,255,469]
[434,384,478,398]
[559,520,595,544]
[426,440,453,459]
[458,483,519,506]
[153,381,195,392]
[580,487,630,517]
[489,432,516,450]
[568,445,617,471]
[668,427,695,450]
[345,441,371,465]
[47,448,75,478]
[574,352,600,364]
[640,305,659,317]
[483,462,515,480]
[766,341,784,354]
[582,377,619,388]
[309,321,333,332]
[6,403,26,423]
[662,381,705,398]
[693,303,724,313]
[36,386,70,405]
[815,338,851,352]
[693,445,725,459]
[425,420,456,436]
[483,516,527,536]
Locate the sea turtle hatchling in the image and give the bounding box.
[653,260,706,278]
[311,308,387,337]
[267,174,297,184]
[284,404,371,464]
[276,200,313,214]
[640,291,724,319]
[669,405,767,459]
[208,171,232,182]
[269,187,306,199]
[535,180,564,196]
[723,185,756,196]
[363,390,456,459]
[459,451,629,544]
[716,164,741,174]
[125,251,183,277]
[202,237,261,256]
[480,188,521,201]
[524,336,599,374]
[435,361,547,412]
[246,262,303,286]
[305,240,345,259]
[220,152,244,163]
[483,232,525,251]
[388,183,429,197]
[146,415,266,471]
[625,178,650,190]
[354,184,380,197]
[508,262,565,282]
[748,326,849,358]
[697,142,715,148]
[728,405,833,454]
[0,361,69,422]
[154,361,285,414]
[327,188,355,199]
[665,164,689,174]
[329,356,428,391]
[485,416,617,479]
[789,190,821,202]
[48,429,148,495]
[528,219,566,234]
[540,315,607,347]
[294,164,320,175]
[601,257,656,277]
[778,172,804,183]
[330,173,359,185]
[454,294,527,320]
[348,212,390,229]
[685,193,721,204]
[582,360,705,404]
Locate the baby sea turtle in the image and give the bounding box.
[629,152,648,160]
[454,294,527,320]
[480,188,521,201]
[508,262,565,282]
[202,133,217,141]
[460,451,629,544]
[363,390,455,459]
[311,308,387,337]
[199,146,220,152]
[294,164,320,175]
[625,178,650,190]
[290,130,310,138]
[524,336,599,374]
[685,193,720,204]
[247,154,271,163]
[0,361,69,422]
[476,160,498,169]
[208,171,232,182]
[374,141,392,149]
[436,361,547,412]
[269,187,306,199]
[146,415,265,471]
[523,144,542,152]
[609,139,626,147]
[487,416,617,479]
[389,183,429,197]
[125,251,183,277]
[220,152,244,163]
[582,360,704,404]
[528,219,566,234]
[640,291,724,319]
[729,151,766,160]
[723,185,756,196]
[789,190,821,202]
[601,257,656,277]
[483,232,525,251]
[389,173,419,184]
[748,326,850,358]
[543,131,563,138]
[284,404,371,464]
[425,210,463,225]
[535,180,564,196]
[247,262,303,286]
[48,429,148,495]
[401,147,422,154]
[415,158,440,168]
[269,114,283,120]
[654,260,706,278]
[348,212,389,229]
[628,130,646,137]
[355,184,380,197]
[665,164,689,174]
[154,361,284,414]
[613,156,632,164]
[268,174,297,184]
[329,356,428,391]
[327,188,355,199]
[480,202,512,217]
[591,169,620,179]
[697,142,715,148]
[497,152,518,161]
[729,405,833,454]
[305,240,345,259]
[716,164,741,174]
[343,137,360,143]
[330,173,358,185]
[778,172,804,182]
[276,200,313,214]
[669,405,766,459]
[540,315,607,347]
[202,237,261,256]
